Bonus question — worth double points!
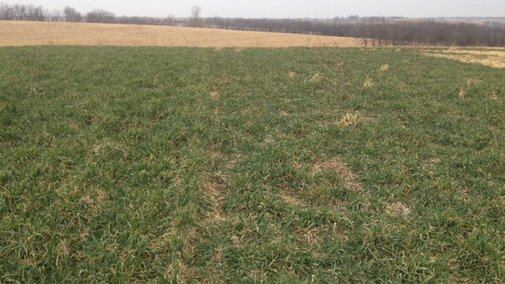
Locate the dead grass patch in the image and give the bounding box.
[458,88,467,99]
[296,224,348,249]
[55,239,70,267]
[210,91,220,101]
[337,112,361,127]
[202,174,227,223]
[424,49,505,68]
[363,76,374,89]
[280,193,306,207]
[306,72,323,83]
[150,231,176,253]
[0,21,362,48]
[312,158,364,192]
[491,91,498,100]
[380,64,390,72]
[385,202,412,217]
[182,228,198,259]
[303,228,320,246]
[280,111,289,117]
[459,78,483,99]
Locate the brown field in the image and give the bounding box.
[423,48,505,68]
[0,21,361,48]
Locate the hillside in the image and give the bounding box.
[0,21,360,48]
[1,47,504,282]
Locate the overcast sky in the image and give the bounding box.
[2,0,504,18]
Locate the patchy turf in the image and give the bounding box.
[0,47,504,282]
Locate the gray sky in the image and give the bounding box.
[2,0,504,18]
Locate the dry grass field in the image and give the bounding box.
[0,21,361,48]
[423,48,505,68]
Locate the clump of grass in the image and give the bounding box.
[459,87,467,99]
[491,91,498,100]
[380,63,390,72]
[363,75,374,89]
[337,112,361,127]
[459,78,482,99]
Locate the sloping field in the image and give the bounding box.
[0,21,360,48]
[0,47,504,282]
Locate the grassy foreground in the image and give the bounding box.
[0,47,504,282]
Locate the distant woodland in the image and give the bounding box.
[1,3,505,47]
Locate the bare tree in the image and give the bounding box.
[0,3,14,20]
[86,9,116,23]
[190,6,201,27]
[47,9,65,22]
[64,6,83,22]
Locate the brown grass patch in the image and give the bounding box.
[306,72,323,83]
[280,193,306,207]
[385,202,412,217]
[459,78,483,99]
[423,48,505,68]
[337,112,361,127]
[380,64,390,72]
[491,91,498,100]
[210,91,220,101]
[182,229,198,259]
[202,175,227,223]
[312,158,364,192]
[55,240,70,267]
[280,111,289,117]
[363,76,374,89]
[0,21,362,48]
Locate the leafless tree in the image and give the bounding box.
[190,6,202,27]
[64,6,83,22]
[47,9,65,22]
[0,3,14,20]
[86,9,116,23]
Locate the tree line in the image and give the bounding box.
[1,3,505,47]
[0,3,176,25]
[203,17,505,47]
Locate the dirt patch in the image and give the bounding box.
[424,49,505,68]
[312,158,364,192]
[0,21,362,48]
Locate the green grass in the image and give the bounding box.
[0,46,504,282]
